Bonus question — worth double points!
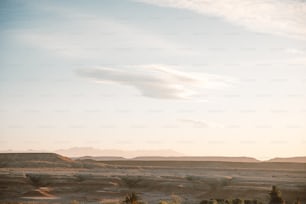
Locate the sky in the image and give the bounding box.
[0,0,306,160]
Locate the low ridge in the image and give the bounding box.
[266,156,306,163]
[0,153,80,168]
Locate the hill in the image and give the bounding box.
[266,156,306,163]
[132,156,259,162]
[76,156,126,161]
[75,156,259,162]
[0,153,83,168]
[55,147,184,158]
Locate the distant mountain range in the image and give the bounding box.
[77,156,259,162]
[55,147,184,158]
[1,153,306,170]
[1,147,305,163]
[132,156,260,162]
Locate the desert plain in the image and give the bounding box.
[0,153,305,204]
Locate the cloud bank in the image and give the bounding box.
[77,64,235,99]
[136,0,306,40]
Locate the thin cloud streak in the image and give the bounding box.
[76,65,236,99]
[179,119,222,128]
[136,0,306,40]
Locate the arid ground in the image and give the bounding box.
[0,153,305,204]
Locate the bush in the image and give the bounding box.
[269,186,284,204]
[123,192,140,204]
[200,199,218,204]
[232,199,244,204]
[159,201,170,204]
[25,173,49,187]
[159,195,182,204]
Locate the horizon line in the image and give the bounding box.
[1,148,305,161]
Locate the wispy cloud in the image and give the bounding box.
[76,64,235,99]
[14,6,194,59]
[136,0,306,40]
[179,119,222,128]
[284,48,306,66]
[285,48,305,55]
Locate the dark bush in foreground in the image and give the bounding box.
[269,185,285,204]
[25,173,50,187]
[123,192,144,204]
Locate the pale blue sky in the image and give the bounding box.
[0,0,305,159]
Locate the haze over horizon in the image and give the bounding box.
[1,0,306,160]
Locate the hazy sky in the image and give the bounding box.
[0,0,306,159]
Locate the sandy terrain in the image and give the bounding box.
[0,154,305,204]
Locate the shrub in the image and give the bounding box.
[171,195,182,204]
[159,201,170,204]
[200,199,218,204]
[70,200,80,204]
[124,192,140,204]
[159,195,182,204]
[269,186,284,204]
[25,173,48,187]
[232,198,244,204]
